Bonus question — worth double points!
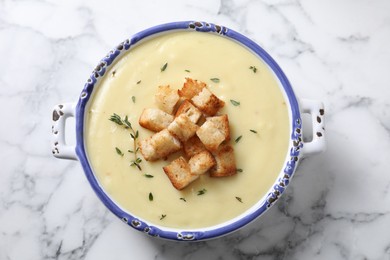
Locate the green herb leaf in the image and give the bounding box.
[185,69,190,72]
[197,188,207,196]
[161,62,168,72]
[230,99,240,106]
[160,214,166,220]
[180,197,187,202]
[123,115,132,129]
[250,129,257,134]
[144,174,154,178]
[149,192,153,201]
[235,196,243,203]
[109,113,140,170]
[130,159,142,171]
[236,168,243,173]
[132,96,136,103]
[136,80,141,84]
[210,78,220,83]
[109,113,123,125]
[115,147,124,156]
[235,135,242,143]
[249,66,257,73]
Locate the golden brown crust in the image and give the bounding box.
[183,136,207,158]
[209,145,237,177]
[206,115,230,142]
[175,99,202,124]
[191,88,225,116]
[151,129,182,159]
[178,78,207,99]
[188,150,216,175]
[167,114,199,142]
[155,85,180,114]
[139,108,174,132]
[195,115,230,152]
[139,129,181,161]
[138,137,158,161]
[163,157,199,190]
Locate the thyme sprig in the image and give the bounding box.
[109,113,141,170]
[130,157,142,171]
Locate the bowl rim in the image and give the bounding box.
[75,21,303,241]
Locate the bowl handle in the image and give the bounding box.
[51,102,78,160]
[299,98,326,157]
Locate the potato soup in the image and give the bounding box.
[85,31,290,229]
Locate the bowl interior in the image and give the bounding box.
[75,21,303,241]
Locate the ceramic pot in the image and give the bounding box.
[51,21,326,241]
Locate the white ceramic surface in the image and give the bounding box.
[1,0,390,259]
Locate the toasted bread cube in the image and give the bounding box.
[155,85,180,114]
[196,120,226,152]
[163,157,199,190]
[175,100,202,123]
[168,114,199,142]
[210,145,237,177]
[178,78,206,99]
[139,137,159,161]
[151,129,181,159]
[189,151,216,175]
[206,115,230,141]
[139,108,174,132]
[183,136,207,157]
[191,88,225,116]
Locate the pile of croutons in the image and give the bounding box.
[138,78,236,190]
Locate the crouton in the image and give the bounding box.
[175,100,202,124]
[168,114,199,142]
[163,157,199,190]
[209,145,237,177]
[183,135,207,157]
[206,115,230,141]
[178,78,206,99]
[188,151,216,175]
[139,108,174,132]
[138,137,158,161]
[151,129,182,159]
[140,129,181,161]
[195,115,230,151]
[191,87,225,116]
[155,85,180,114]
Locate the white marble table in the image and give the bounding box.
[1,0,390,259]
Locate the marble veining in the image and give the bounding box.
[1,0,390,259]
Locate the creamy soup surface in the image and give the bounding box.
[85,31,290,229]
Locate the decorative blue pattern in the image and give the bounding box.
[74,21,302,241]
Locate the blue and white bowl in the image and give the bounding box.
[51,21,326,241]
